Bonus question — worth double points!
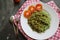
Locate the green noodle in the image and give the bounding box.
[28,10,51,33]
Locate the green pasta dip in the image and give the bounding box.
[28,10,51,33]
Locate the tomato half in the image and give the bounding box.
[36,4,42,11]
[29,6,35,13]
[24,10,31,18]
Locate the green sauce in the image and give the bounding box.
[28,10,51,33]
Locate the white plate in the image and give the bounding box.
[20,2,59,40]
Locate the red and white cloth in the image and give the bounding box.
[13,0,60,40]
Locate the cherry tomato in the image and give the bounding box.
[14,0,20,3]
[24,10,31,18]
[36,4,42,11]
[29,6,35,13]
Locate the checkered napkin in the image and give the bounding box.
[13,0,60,40]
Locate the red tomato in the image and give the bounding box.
[36,4,42,11]
[14,0,20,3]
[24,10,31,18]
[29,6,35,13]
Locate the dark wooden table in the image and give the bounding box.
[0,0,60,40]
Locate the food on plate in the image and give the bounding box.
[29,6,35,13]
[24,4,43,18]
[36,4,42,11]
[28,10,51,33]
[24,10,31,18]
[24,4,51,33]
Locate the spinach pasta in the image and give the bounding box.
[28,10,51,33]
